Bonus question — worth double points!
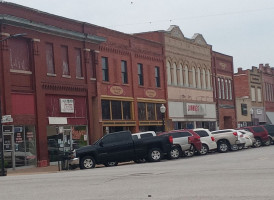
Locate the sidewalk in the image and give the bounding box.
[7,165,62,176]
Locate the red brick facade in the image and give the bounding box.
[0,2,105,166]
[212,51,237,129]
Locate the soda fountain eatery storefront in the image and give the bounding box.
[46,95,88,164]
[169,102,217,131]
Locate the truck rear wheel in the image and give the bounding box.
[80,156,96,169]
[147,148,162,162]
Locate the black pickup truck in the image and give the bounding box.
[69,131,173,169]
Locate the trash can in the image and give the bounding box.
[58,152,70,170]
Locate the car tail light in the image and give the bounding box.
[233,132,238,136]
[211,136,215,142]
[188,137,192,143]
[169,136,173,144]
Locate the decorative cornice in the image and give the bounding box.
[42,83,87,92]
[99,45,130,56]
[135,53,163,62]
[0,14,106,44]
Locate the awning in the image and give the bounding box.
[266,112,274,124]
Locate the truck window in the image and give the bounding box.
[140,133,153,138]
[132,135,138,140]
[102,131,131,144]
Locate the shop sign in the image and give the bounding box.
[257,109,262,115]
[2,115,13,123]
[60,99,74,113]
[2,125,13,133]
[110,86,124,95]
[185,103,205,115]
[15,132,23,143]
[145,89,156,98]
[26,132,34,141]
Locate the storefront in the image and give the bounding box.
[46,95,88,164]
[3,125,36,169]
[169,102,217,131]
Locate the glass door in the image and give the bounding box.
[3,133,15,169]
[61,126,72,154]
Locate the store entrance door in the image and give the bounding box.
[47,126,72,163]
[59,126,73,155]
[3,125,15,169]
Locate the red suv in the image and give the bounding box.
[238,126,270,147]
[158,129,202,158]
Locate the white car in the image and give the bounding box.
[237,129,254,148]
[193,128,217,155]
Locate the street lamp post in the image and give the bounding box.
[250,108,254,126]
[160,104,166,132]
[0,33,26,176]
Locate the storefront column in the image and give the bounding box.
[32,38,48,167]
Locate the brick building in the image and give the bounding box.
[212,51,237,129]
[259,64,274,124]
[234,67,266,127]
[0,2,167,169]
[135,26,217,131]
[0,2,106,168]
[93,26,167,135]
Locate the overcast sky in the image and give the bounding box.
[4,0,274,71]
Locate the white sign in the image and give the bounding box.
[48,117,68,125]
[257,109,262,115]
[185,103,205,116]
[2,115,13,123]
[60,99,74,113]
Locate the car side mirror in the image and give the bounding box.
[99,141,104,147]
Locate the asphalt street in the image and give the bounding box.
[1,146,274,200]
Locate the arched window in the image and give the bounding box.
[184,65,189,86]
[167,61,171,85]
[173,63,178,86]
[197,68,201,88]
[179,64,183,86]
[207,70,211,89]
[202,69,206,89]
[192,67,196,88]
[218,78,221,99]
[221,78,225,99]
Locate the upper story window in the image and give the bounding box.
[121,60,128,84]
[45,43,55,74]
[221,79,225,99]
[75,48,83,78]
[218,78,221,99]
[225,79,229,99]
[155,66,160,87]
[251,87,256,102]
[102,57,109,82]
[9,38,30,71]
[257,87,262,102]
[138,63,144,86]
[61,45,70,76]
[229,80,232,100]
[90,51,96,79]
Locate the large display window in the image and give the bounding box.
[47,125,88,162]
[5,126,37,168]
